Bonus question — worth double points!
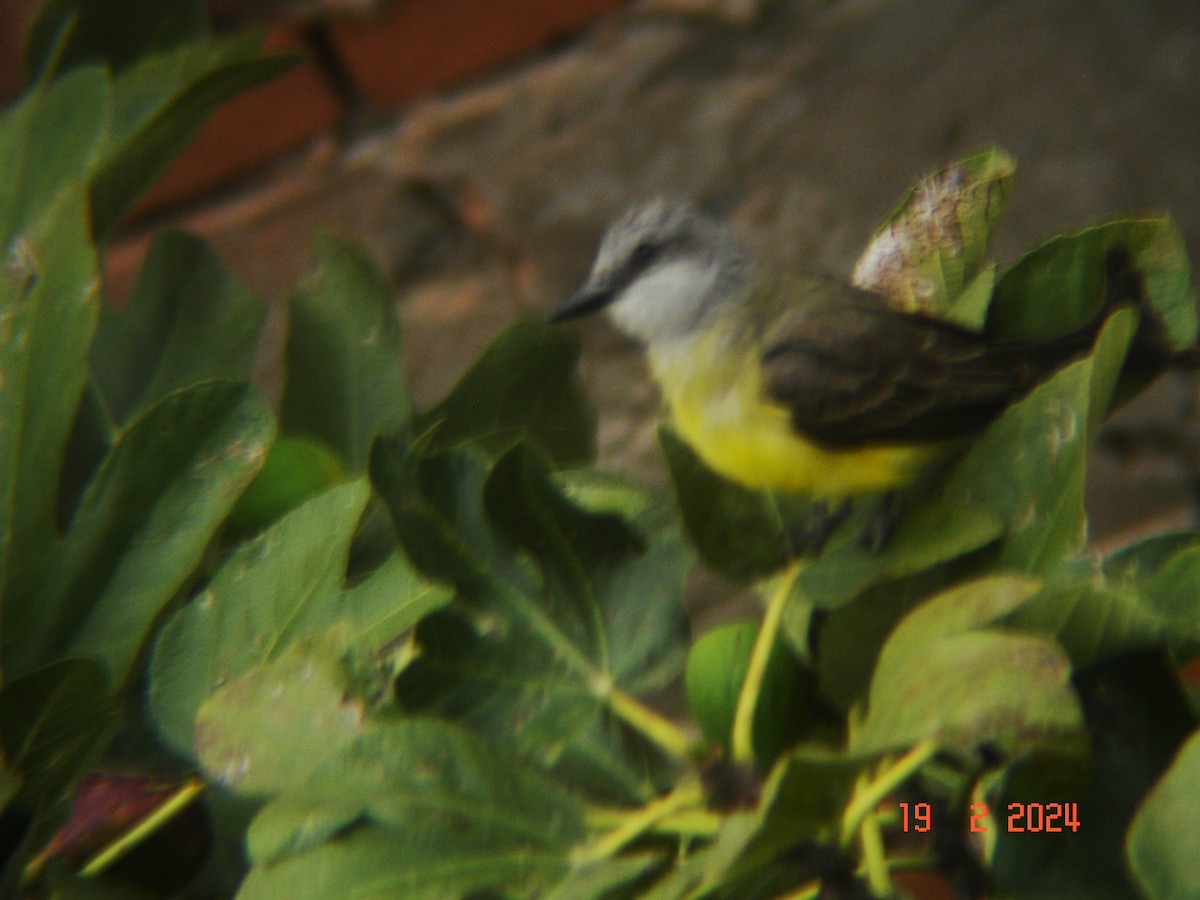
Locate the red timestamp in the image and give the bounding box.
[898,801,1080,833]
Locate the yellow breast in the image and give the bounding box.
[648,331,936,499]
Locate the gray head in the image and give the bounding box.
[549,199,753,342]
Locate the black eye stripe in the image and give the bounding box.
[616,233,693,284]
[591,233,696,304]
[629,241,665,268]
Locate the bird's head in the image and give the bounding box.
[550,199,752,343]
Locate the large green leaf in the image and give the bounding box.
[943,309,1136,573]
[415,320,597,466]
[0,184,100,613]
[90,35,296,237]
[851,146,1014,315]
[149,480,372,756]
[852,575,1085,758]
[857,628,1081,758]
[990,218,1196,350]
[0,66,108,242]
[1127,729,1200,899]
[195,635,370,797]
[632,815,760,900]
[375,441,690,798]
[146,480,451,763]
[995,551,1200,672]
[240,823,572,900]
[239,720,585,898]
[0,70,108,604]
[805,548,996,713]
[282,236,411,472]
[61,231,266,526]
[1007,576,1171,672]
[24,0,208,80]
[91,230,266,427]
[4,382,274,683]
[187,550,451,800]
[1102,533,1200,656]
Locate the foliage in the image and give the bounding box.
[2,7,1199,897]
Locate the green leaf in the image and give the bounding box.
[1103,533,1200,653]
[943,310,1136,573]
[24,0,208,80]
[195,636,369,797]
[658,426,794,582]
[149,480,371,756]
[877,572,1043,651]
[995,555,1200,672]
[0,183,100,608]
[239,823,569,900]
[945,262,997,329]
[851,146,1014,314]
[794,495,1004,611]
[1106,530,1200,579]
[1127,729,1200,899]
[372,441,537,599]
[5,382,273,684]
[0,69,109,604]
[62,230,264,526]
[0,660,116,814]
[240,720,585,898]
[806,553,991,713]
[415,320,597,466]
[857,629,1083,758]
[243,795,362,869]
[91,36,296,237]
[90,230,266,426]
[282,236,411,472]
[376,442,690,796]
[339,550,453,658]
[990,218,1197,351]
[0,66,108,242]
[853,576,1084,757]
[1010,578,1167,671]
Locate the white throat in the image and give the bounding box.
[606,258,720,343]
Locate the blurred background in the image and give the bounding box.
[3,0,1199,559]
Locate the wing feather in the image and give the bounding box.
[760,281,1066,446]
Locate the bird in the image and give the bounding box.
[549,199,1157,553]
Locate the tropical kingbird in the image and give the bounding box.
[549,199,1153,550]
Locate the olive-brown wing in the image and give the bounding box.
[761,294,1047,446]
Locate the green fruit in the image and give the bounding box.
[685,619,812,770]
[226,436,347,538]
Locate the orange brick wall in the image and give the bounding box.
[1,0,628,224]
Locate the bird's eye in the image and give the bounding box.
[629,241,663,269]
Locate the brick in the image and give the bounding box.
[331,0,628,108]
[0,0,39,99]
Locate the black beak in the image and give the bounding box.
[547,283,616,323]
